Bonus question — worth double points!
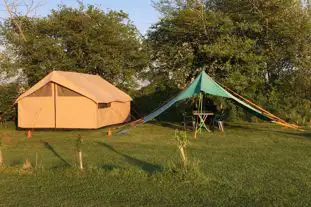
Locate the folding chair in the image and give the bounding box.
[182,112,196,130]
[213,109,226,132]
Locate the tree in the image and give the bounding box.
[147,0,311,123]
[0,83,19,121]
[0,5,148,88]
[148,0,265,92]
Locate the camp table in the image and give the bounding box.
[193,111,214,135]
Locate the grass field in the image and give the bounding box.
[0,122,311,206]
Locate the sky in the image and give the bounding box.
[1,0,160,34]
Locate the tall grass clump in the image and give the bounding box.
[175,130,190,173]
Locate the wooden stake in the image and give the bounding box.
[35,152,38,169]
[179,146,187,172]
[78,151,83,170]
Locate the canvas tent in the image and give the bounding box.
[15,71,132,129]
[140,71,299,130]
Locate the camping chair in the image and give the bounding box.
[213,109,226,132]
[182,112,196,130]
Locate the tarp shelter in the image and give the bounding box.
[141,71,299,130]
[15,71,132,129]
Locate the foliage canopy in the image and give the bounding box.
[147,0,311,124]
[1,5,148,88]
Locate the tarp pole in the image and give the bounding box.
[199,93,203,134]
[216,81,300,130]
[53,83,57,129]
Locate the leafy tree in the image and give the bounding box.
[147,0,311,123]
[148,1,265,93]
[0,83,19,121]
[0,5,148,88]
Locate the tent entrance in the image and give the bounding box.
[53,83,97,129]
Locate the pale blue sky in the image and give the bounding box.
[1,0,160,34]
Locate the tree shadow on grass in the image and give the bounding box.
[41,141,71,167]
[101,164,120,171]
[96,141,162,173]
[152,121,184,130]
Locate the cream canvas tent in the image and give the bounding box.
[15,71,132,129]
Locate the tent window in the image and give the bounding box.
[98,103,111,108]
[28,83,52,97]
[57,85,80,96]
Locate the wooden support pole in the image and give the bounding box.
[216,81,301,130]
[178,146,187,172]
[78,151,83,170]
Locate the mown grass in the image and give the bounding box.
[0,122,311,206]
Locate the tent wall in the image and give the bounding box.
[97,101,130,128]
[18,83,55,128]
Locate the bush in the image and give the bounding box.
[0,83,20,122]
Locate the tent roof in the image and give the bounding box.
[16,71,132,103]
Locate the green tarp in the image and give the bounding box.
[143,71,268,123]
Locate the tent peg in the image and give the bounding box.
[107,128,112,136]
[27,130,32,139]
